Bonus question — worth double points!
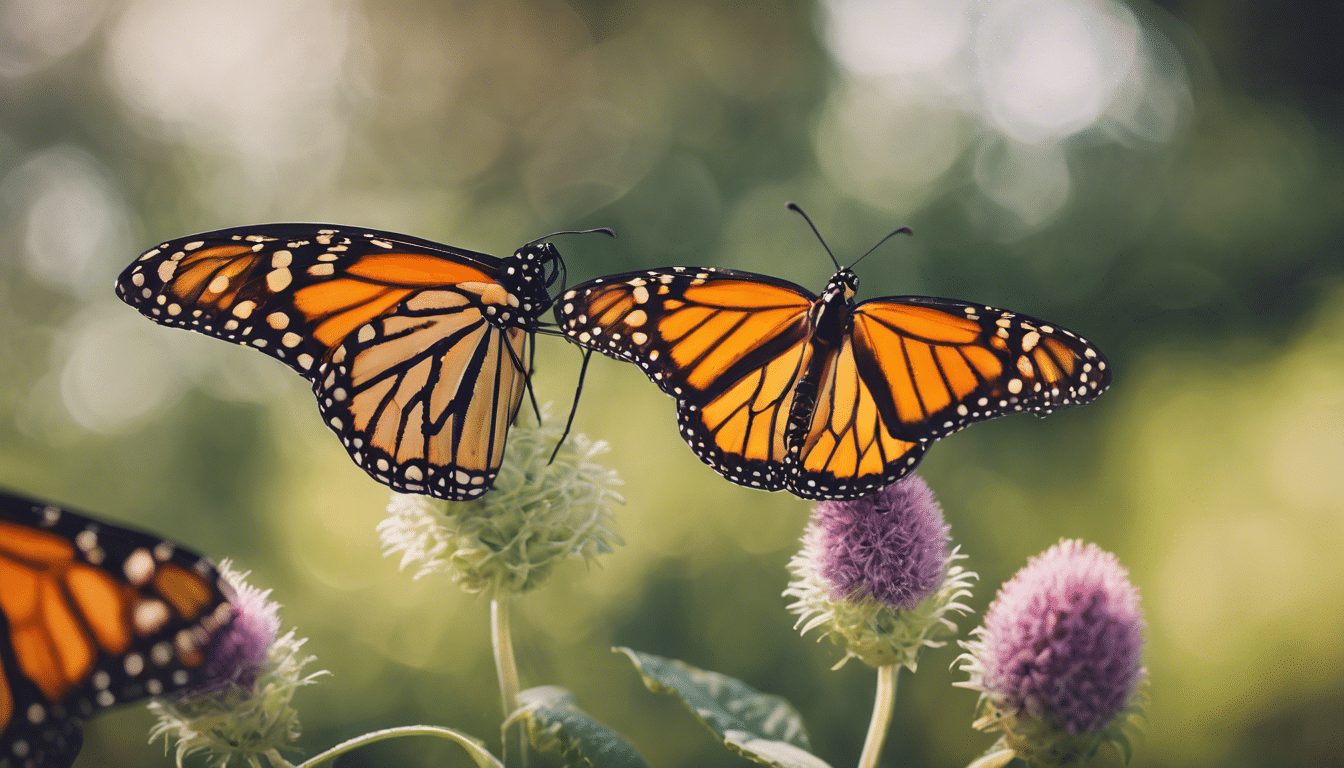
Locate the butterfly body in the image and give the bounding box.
[556,265,1110,500]
[0,491,234,768]
[117,224,566,500]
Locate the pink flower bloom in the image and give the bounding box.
[975,539,1145,736]
[812,474,950,610]
[199,577,280,692]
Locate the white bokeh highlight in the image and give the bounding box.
[0,147,132,297]
[820,0,1185,232]
[824,0,973,77]
[0,0,108,78]
[102,0,362,217]
[976,0,1140,144]
[59,310,188,434]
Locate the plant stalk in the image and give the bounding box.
[858,664,899,768]
[492,595,528,768]
[291,726,503,768]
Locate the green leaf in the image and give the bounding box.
[507,685,651,768]
[614,647,831,768]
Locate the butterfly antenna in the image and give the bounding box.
[786,202,842,271]
[847,225,913,271]
[525,227,616,248]
[549,349,592,465]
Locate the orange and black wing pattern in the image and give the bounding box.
[556,267,817,491]
[116,224,554,499]
[558,265,1111,501]
[788,296,1110,498]
[0,490,234,768]
[314,287,532,497]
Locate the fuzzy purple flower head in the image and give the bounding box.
[958,539,1147,765]
[149,562,326,766]
[814,474,950,610]
[785,475,975,670]
[200,575,280,691]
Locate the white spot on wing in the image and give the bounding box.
[267,267,292,292]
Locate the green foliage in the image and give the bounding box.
[615,648,831,768]
[508,686,650,768]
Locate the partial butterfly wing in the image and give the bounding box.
[316,287,531,497]
[116,224,544,499]
[556,267,816,491]
[0,490,234,768]
[115,224,505,376]
[788,297,1110,499]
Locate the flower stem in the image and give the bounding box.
[492,595,528,768]
[290,726,504,768]
[858,664,899,768]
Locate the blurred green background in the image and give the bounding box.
[2,1,1342,766]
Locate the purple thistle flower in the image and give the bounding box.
[813,474,950,610]
[959,540,1147,765]
[200,576,280,692]
[149,562,326,766]
[785,474,975,670]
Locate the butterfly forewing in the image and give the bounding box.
[0,491,234,768]
[116,224,503,378]
[852,297,1110,435]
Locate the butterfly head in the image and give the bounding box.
[825,268,860,304]
[810,268,860,338]
[506,242,565,318]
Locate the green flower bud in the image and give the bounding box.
[378,414,624,596]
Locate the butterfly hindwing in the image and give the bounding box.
[789,333,928,499]
[0,491,234,768]
[314,286,531,498]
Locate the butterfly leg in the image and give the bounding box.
[549,348,592,464]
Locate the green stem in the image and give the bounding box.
[857,664,899,768]
[290,726,498,768]
[492,595,528,768]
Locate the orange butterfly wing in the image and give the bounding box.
[788,297,1110,498]
[557,268,815,491]
[116,224,500,377]
[117,224,555,499]
[0,491,234,768]
[315,289,532,497]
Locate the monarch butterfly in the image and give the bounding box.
[0,490,235,768]
[554,205,1111,500]
[116,223,609,501]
